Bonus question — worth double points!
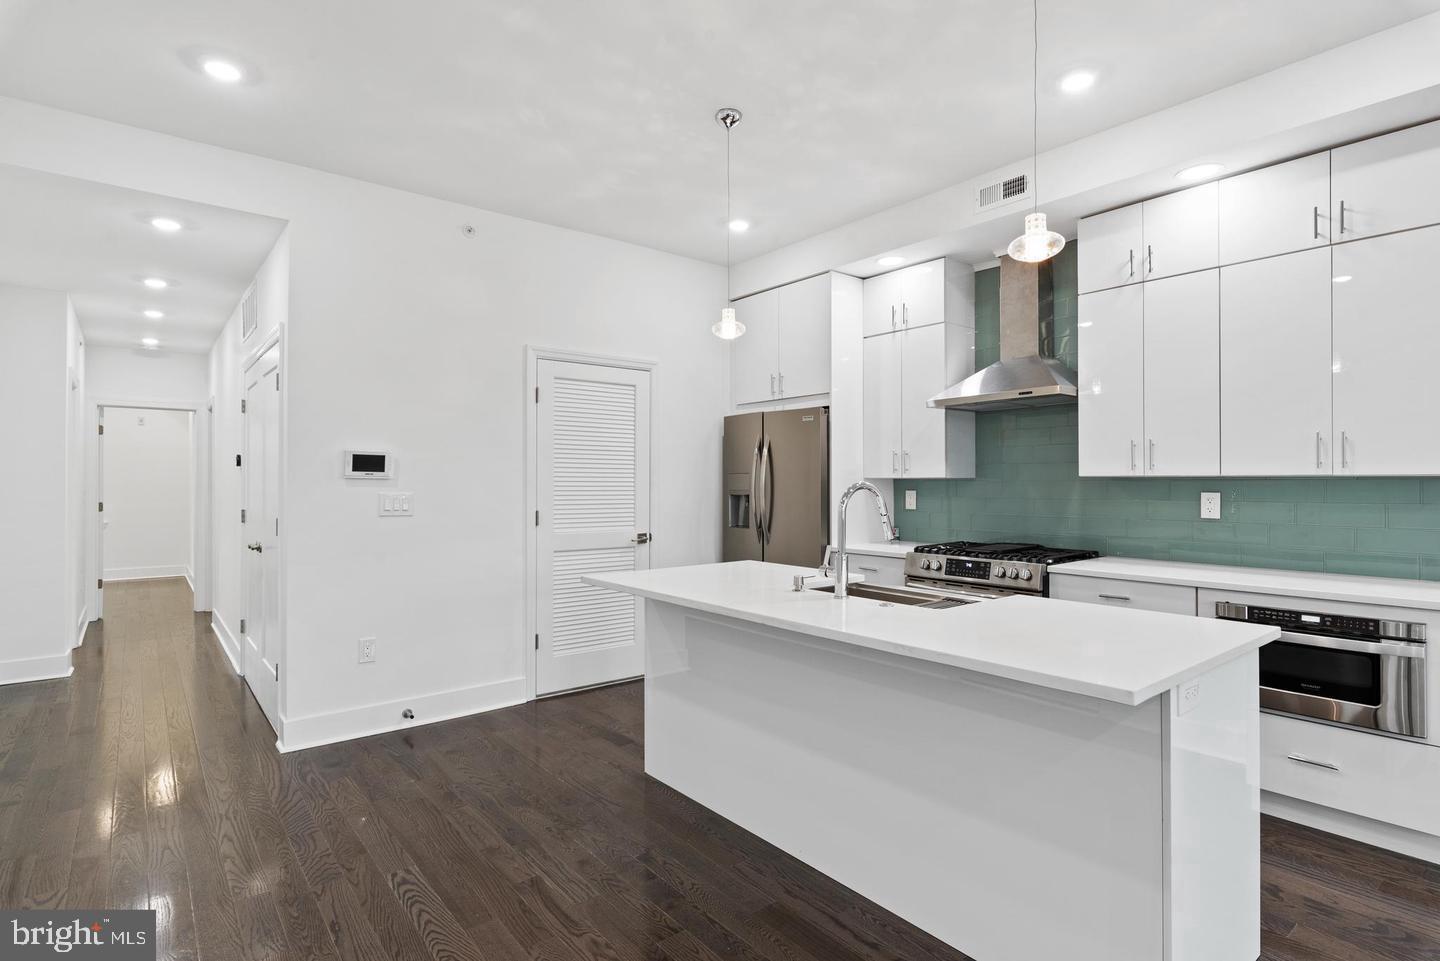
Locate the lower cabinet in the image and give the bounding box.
[846,553,906,586]
[1048,573,1197,615]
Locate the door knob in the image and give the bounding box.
[247,542,263,553]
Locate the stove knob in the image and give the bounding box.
[1008,567,1020,579]
[1019,568,1034,581]
[994,568,1007,579]
[923,559,936,571]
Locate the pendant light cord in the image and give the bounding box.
[725,121,732,283]
[1032,0,1039,213]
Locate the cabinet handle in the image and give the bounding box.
[1313,205,1320,240]
[1147,244,1153,275]
[855,565,880,573]
[1315,431,1323,469]
[1338,200,1347,235]
[1098,593,1132,602]
[770,373,776,396]
[1287,753,1340,773]
[1148,439,1156,472]
[1128,249,1135,279]
[778,372,784,395]
[902,303,909,326]
[903,450,911,473]
[891,305,897,329]
[1130,439,1137,472]
[892,450,899,474]
[1340,430,1348,469]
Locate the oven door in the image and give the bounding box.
[1259,630,1427,739]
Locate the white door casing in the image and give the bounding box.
[535,358,652,695]
[242,344,282,731]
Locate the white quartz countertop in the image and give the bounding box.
[1051,557,1440,611]
[584,560,1276,706]
[842,540,919,558]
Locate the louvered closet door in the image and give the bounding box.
[535,359,652,695]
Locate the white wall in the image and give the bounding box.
[87,345,208,402]
[0,98,730,747]
[101,408,192,581]
[0,282,73,683]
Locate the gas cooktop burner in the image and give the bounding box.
[913,541,1100,565]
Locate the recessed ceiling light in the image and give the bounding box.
[1059,70,1097,95]
[1176,163,1225,183]
[141,337,159,348]
[142,277,168,289]
[202,58,244,83]
[728,219,750,233]
[150,217,183,233]
[877,256,906,267]
[1332,275,1353,284]
[143,309,164,319]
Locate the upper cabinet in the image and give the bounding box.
[1141,271,1219,476]
[1332,118,1440,241]
[1077,204,1142,294]
[862,259,967,336]
[1219,153,1331,264]
[730,274,834,406]
[1141,182,1219,281]
[1077,284,1145,476]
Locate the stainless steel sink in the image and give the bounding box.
[810,582,975,609]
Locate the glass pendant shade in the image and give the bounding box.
[1008,211,1065,263]
[712,307,746,340]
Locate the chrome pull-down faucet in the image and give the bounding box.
[821,482,898,600]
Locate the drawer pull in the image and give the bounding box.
[1097,593,1132,602]
[1287,753,1340,773]
[855,565,879,573]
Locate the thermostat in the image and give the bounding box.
[344,450,393,478]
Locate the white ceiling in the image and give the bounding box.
[2,0,1439,263]
[0,164,287,352]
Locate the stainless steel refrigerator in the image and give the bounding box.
[723,406,829,566]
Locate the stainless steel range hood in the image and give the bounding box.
[929,254,1078,412]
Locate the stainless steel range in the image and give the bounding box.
[904,541,1100,598]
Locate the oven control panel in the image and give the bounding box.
[1215,602,1426,642]
[905,554,1043,591]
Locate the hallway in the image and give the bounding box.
[1,580,1438,961]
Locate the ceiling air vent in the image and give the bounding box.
[241,281,258,341]
[976,172,1030,211]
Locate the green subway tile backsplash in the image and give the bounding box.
[893,252,1440,581]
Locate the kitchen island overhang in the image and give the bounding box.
[585,560,1279,961]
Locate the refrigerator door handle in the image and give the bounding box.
[751,438,764,546]
[761,436,775,545]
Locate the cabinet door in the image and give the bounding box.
[1077,203,1143,294]
[862,270,902,337]
[1219,247,1332,476]
[897,260,945,329]
[1142,271,1219,476]
[900,323,949,477]
[1333,225,1440,475]
[1077,285,1145,476]
[730,289,779,406]
[862,333,903,478]
[1218,152,1331,264]
[1332,119,1440,240]
[1142,182,1218,281]
[777,274,831,398]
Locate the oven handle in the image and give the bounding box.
[1270,629,1427,659]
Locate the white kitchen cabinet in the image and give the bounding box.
[1219,247,1332,476]
[1077,203,1143,294]
[1218,152,1331,264]
[730,274,835,406]
[1142,182,1218,281]
[862,259,969,336]
[776,273,832,399]
[1142,271,1219,476]
[1078,284,1145,476]
[846,553,907,587]
[862,333,903,477]
[730,288,779,406]
[1333,225,1440,475]
[1049,574,1197,616]
[1332,118,1440,241]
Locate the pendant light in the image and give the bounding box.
[713,107,746,340]
[1008,0,1065,264]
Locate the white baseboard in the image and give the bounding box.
[210,612,243,676]
[0,652,74,686]
[277,676,528,753]
[184,570,195,593]
[104,565,189,581]
[74,605,89,649]
[1263,791,1440,864]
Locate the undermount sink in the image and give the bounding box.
[809,582,974,609]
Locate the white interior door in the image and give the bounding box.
[535,359,651,696]
[242,345,282,731]
[95,407,106,619]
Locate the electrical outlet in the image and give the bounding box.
[378,492,414,516]
[359,637,376,664]
[1200,491,1221,520]
[1178,680,1201,715]
[904,490,917,511]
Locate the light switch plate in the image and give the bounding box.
[378,492,414,516]
[904,490,917,511]
[1200,491,1221,520]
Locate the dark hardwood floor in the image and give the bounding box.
[2,578,1438,961]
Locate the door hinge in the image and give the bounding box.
[275,518,280,536]
[274,663,280,681]
[241,399,247,414]
[275,374,280,391]
[535,633,539,650]
[97,424,104,435]
[97,501,103,512]
[535,386,539,403]
[97,578,103,589]
[535,510,540,526]
[236,454,242,468]
[241,508,247,524]
[240,618,247,634]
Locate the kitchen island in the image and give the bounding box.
[584,560,1279,961]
